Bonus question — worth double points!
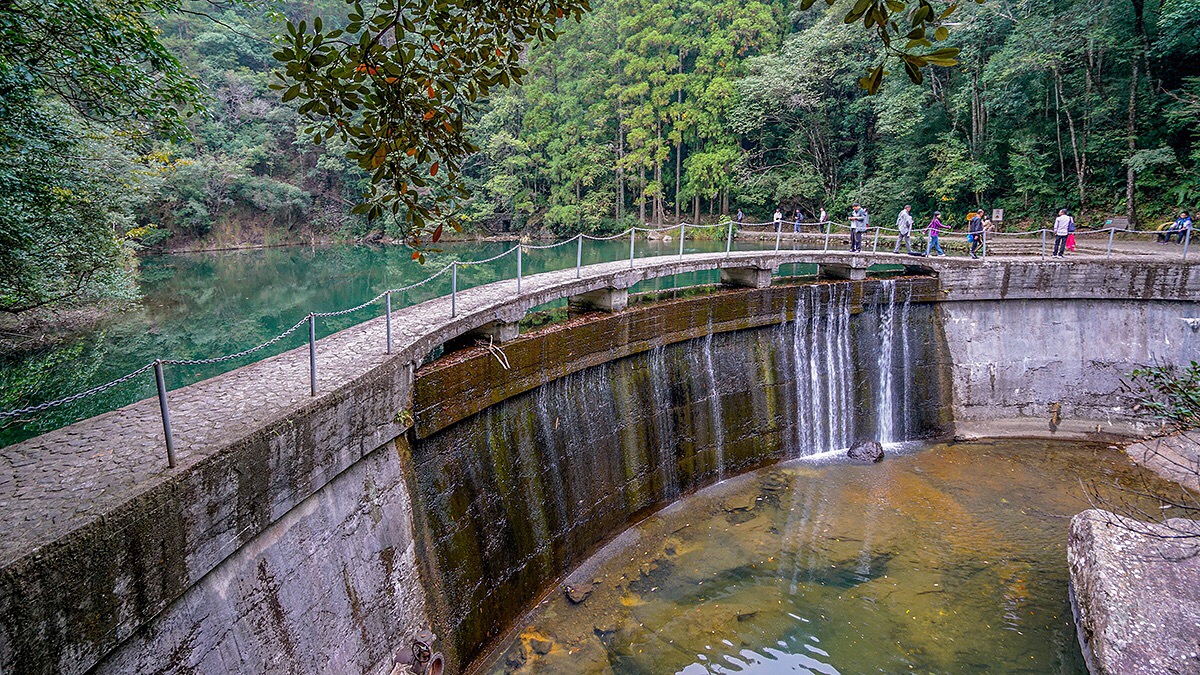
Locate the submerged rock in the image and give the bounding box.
[721,494,756,512]
[1068,509,1200,675]
[565,581,595,605]
[530,637,553,655]
[848,441,885,463]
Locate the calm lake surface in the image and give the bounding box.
[483,439,1175,675]
[1,238,796,446]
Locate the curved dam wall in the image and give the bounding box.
[3,256,1198,674]
[405,279,951,669]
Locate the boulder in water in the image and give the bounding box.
[848,441,884,463]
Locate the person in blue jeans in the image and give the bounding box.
[1175,211,1193,243]
[925,211,945,256]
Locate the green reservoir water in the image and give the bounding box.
[483,440,1182,675]
[1,238,798,446]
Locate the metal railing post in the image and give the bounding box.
[872,227,879,253]
[308,313,317,396]
[575,234,583,278]
[1185,229,1192,262]
[629,228,636,268]
[1106,228,1115,259]
[1041,229,1047,258]
[725,221,734,255]
[385,291,392,353]
[982,232,988,258]
[774,220,782,251]
[154,361,176,468]
[451,262,458,317]
[679,224,686,258]
[823,224,831,252]
[517,246,523,294]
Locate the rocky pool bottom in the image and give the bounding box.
[480,439,1187,674]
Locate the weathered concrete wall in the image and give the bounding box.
[90,441,428,674]
[942,299,1200,438]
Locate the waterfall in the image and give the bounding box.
[648,346,680,500]
[899,286,913,440]
[784,284,854,457]
[700,333,726,479]
[876,280,897,444]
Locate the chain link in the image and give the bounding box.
[582,228,634,241]
[163,317,312,367]
[459,246,519,266]
[0,363,156,419]
[523,236,582,250]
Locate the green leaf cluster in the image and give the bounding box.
[273,0,591,248]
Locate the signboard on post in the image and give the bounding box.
[992,209,1004,222]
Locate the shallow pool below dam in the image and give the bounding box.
[481,439,1178,674]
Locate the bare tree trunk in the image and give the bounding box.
[655,122,663,228]
[639,166,646,224]
[1054,70,1065,183]
[1126,58,1139,225]
[675,54,683,224]
[616,112,624,223]
[1056,70,1087,209]
[675,142,681,223]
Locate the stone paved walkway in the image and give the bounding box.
[0,247,1192,568]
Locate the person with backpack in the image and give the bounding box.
[968,209,985,259]
[893,204,914,254]
[925,211,945,256]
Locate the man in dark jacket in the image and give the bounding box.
[969,209,985,259]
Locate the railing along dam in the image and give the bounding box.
[1,248,1198,674]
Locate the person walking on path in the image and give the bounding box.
[774,208,783,232]
[818,207,827,233]
[849,203,867,252]
[736,208,744,226]
[1065,212,1077,252]
[968,209,985,258]
[925,211,945,256]
[894,204,914,254]
[1052,208,1071,257]
[793,207,804,232]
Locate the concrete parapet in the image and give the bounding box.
[819,263,868,280]
[463,320,521,344]
[719,266,773,289]
[569,287,629,313]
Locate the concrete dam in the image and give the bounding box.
[1,252,1197,673]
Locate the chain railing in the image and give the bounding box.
[2,218,1191,463]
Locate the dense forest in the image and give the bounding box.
[1,0,1198,314]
